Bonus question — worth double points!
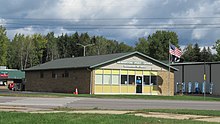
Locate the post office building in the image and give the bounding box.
[25,51,177,96]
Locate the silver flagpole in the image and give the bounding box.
[168,40,171,96]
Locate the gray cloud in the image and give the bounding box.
[0,0,220,49]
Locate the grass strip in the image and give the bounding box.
[0,111,218,124]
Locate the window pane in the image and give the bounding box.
[121,75,127,84]
[129,75,135,85]
[40,72,44,78]
[144,76,150,85]
[151,76,157,85]
[95,75,102,84]
[65,71,69,77]
[103,75,111,84]
[112,75,119,85]
[52,72,56,78]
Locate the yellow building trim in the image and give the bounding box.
[103,85,111,93]
[121,85,128,93]
[143,86,151,93]
[95,69,103,74]
[136,70,143,75]
[111,85,120,93]
[112,70,120,74]
[143,71,151,75]
[103,69,111,74]
[128,70,135,75]
[121,70,128,75]
[95,85,102,93]
[151,71,158,75]
[128,86,135,93]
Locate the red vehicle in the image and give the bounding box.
[8,83,15,90]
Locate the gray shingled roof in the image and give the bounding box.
[25,51,177,71]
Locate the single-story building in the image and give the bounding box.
[0,66,25,90]
[25,51,177,96]
[172,62,220,95]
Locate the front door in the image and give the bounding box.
[136,76,142,93]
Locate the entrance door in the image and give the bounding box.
[136,76,142,93]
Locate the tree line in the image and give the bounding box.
[0,26,220,70]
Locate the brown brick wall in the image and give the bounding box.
[158,71,174,96]
[25,68,91,94]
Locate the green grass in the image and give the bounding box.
[138,109,220,116]
[0,111,218,124]
[1,92,220,101]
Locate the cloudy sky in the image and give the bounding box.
[1,0,220,51]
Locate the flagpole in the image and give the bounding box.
[168,40,171,96]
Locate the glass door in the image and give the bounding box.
[136,76,142,93]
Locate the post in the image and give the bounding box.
[168,40,171,96]
[76,43,94,56]
[83,46,86,56]
[204,61,206,100]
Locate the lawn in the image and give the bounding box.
[139,109,220,116]
[1,92,220,101]
[0,111,218,124]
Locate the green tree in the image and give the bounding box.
[0,26,9,66]
[182,44,194,62]
[192,43,201,62]
[213,39,220,61]
[135,30,179,60]
[201,47,213,62]
[135,37,149,55]
[45,32,58,62]
[117,42,134,53]
[8,33,25,69]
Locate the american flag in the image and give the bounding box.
[169,44,182,58]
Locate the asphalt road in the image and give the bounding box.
[0,96,220,110]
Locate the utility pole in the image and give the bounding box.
[76,43,94,56]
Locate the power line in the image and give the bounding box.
[3,17,220,20]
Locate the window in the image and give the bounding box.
[112,75,119,85]
[151,76,157,85]
[52,71,56,78]
[40,72,44,78]
[144,76,150,85]
[129,75,135,85]
[121,75,127,85]
[103,75,111,85]
[62,70,69,78]
[95,74,102,84]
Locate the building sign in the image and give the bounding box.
[117,61,152,65]
[0,72,8,78]
[117,61,152,69]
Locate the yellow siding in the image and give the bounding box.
[121,85,127,93]
[128,70,135,75]
[112,70,120,74]
[103,85,111,93]
[152,86,158,91]
[143,71,150,75]
[127,86,135,93]
[143,86,151,93]
[95,85,102,93]
[136,70,143,75]
[103,70,111,74]
[95,70,103,74]
[151,71,158,75]
[121,70,127,75]
[111,86,120,93]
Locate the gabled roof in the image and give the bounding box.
[25,51,178,71]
